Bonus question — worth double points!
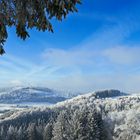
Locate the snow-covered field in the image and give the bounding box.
[0,102,54,116]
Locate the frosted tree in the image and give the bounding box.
[43,123,53,140]
[67,106,105,140]
[27,123,38,140]
[0,126,5,140]
[6,125,18,140]
[52,110,68,140]
[34,126,43,140]
[16,126,25,140]
[87,107,107,140]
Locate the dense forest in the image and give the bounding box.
[0,90,140,140]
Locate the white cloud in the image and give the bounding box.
[43,72,140,93]
[10,80,22,86]
[42,48,97,67]
[41,45,140,73]
[1,16,140,93]
[103,46,140,65]
[40,43,140,92]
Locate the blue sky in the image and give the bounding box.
[1,0,140,93]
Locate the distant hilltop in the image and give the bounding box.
[0,86,129,104]
[93,89,128,98]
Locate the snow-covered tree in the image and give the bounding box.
[52,110,68,140]
[43,123,53,140]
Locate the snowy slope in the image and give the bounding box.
[0,87,66,104]
[0,89,139,140]
[0,88,127,104]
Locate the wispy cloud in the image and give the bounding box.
[1,5,140,93]
[103,46,140,65]
[38,18,140,92]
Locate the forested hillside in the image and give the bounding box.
[0,90,140,140]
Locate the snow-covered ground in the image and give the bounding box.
[0,102,54,116]
[0,89,139,140]
[0,88,127,116]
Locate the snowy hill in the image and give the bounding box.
[93,89,128,98]
[0,89,139,140]
[0,88,127,104]
[0,87,66,104]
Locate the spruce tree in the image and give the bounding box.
[52,110,68,140]
[0,0,81,55]
[43,123,53,140]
